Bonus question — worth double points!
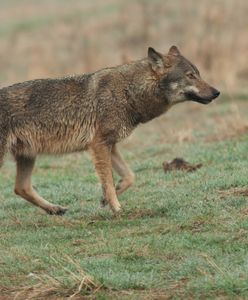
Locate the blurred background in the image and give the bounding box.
[0,0,247,145]
[0,0,247,95]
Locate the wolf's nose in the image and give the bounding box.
[212,88,220,99]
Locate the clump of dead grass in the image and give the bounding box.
[2,256,102,300]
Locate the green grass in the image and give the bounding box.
[1,99,248,299]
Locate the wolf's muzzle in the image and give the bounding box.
[211,88,220,100]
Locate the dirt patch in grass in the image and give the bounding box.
[240,208,248,216]
[126,209,166,220]
[219,187,248,198]
[163,158,202,173]
[234,189,248,197]
[88,207,168,222]
[179,220,206,232]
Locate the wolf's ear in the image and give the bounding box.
[148,47,164,72]
[168,45,181,56]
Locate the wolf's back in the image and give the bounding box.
[0,74,98,156]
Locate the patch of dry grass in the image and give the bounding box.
[1,256,101,300]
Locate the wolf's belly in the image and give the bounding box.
[8,122,96,156]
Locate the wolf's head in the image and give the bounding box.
[148,46,220,105]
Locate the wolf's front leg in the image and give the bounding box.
[111,145,135,195]
[90,139,121,213]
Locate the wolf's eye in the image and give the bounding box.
[187,73,196,79]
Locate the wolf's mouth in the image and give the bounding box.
[185,88,220,105]
[185,92,213,105]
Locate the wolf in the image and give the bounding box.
[0,46,220,215]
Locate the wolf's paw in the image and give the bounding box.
[110,202,122,214]
[46,205,68,215]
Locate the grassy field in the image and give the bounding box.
[1,1,248,299]
[1,97,248,299]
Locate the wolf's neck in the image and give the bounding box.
[122,61,170,124]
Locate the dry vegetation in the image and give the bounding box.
[0,0,248,95]
[1,256,101,299]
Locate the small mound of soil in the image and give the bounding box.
[163,158,202,173]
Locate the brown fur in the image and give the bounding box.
[0,46,220,214]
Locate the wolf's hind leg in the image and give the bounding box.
[14,155,67,215]
[111,145,135,195]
